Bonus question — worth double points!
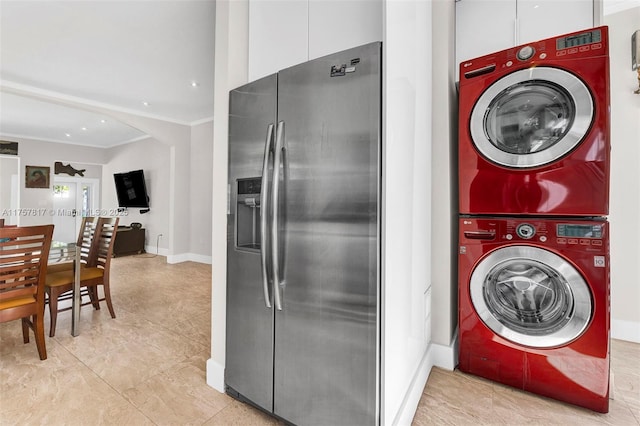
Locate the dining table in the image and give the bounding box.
[49,241,81,336]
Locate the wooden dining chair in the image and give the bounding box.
[0,224,54,360]
[45,217,119,336]
[46,216,96,274]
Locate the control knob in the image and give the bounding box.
[516,223,535,239]
[517,46,535,61]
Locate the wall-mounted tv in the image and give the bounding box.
[113,169,150,210]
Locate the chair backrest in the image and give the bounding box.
[77,217,97,266]
[91,217,119,271]
[0,225,54,322]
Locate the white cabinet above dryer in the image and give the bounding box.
[455,0,598,79]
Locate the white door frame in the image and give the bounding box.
[0,155,20,226]
[52,176,100,239]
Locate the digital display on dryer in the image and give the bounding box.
[556,29,602,50]
[557,224,603,238]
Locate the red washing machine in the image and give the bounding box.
[458,217,610,413]
[458,27,610,216]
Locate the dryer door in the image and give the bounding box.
[470,246,592,348]
[470,67,593,168]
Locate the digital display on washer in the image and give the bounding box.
[556,29,602,50]
[557,224,603,238]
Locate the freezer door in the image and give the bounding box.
[226,74,277,411]
[273,42,381,425]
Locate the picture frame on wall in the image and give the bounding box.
[0,141,19,156]
[25,165,50,189]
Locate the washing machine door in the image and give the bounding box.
[470,246,592,348]
[470,67,593,168]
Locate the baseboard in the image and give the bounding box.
[184,253,213,264]
[430,328,459,371]
[390,348,434,426]
[166,252,212,264]
[611,319,640,343]
[144,245,169,257]
[206,358,225,393]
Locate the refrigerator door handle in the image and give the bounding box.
[271,120,285,311]
[260,124,274,309]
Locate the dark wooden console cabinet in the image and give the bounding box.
[113,227,145,257]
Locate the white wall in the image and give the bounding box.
[2,85,211,262]
[0,124,212,261]
[189,120,214,261]
[1,137,105,227]
[101,113,192,261]
[208,0,249,391]
[102,138,171,255]
[605,7,640,343]
[430,0,458,355]
[382,2,433,424]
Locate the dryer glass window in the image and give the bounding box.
[483,259,574,335]
[484,80,575,155]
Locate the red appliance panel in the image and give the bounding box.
[458,217,610,413]
[458,27,610,216]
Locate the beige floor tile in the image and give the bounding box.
[0,362,153,425]
[2,255,639,426]
[81,338,192,393]
[416,370,495,425]
[203,399,285,426]
[414,364,640,426]
[122,356,234,426]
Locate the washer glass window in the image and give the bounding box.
[470,246,593,348]
[484,259,573,335]
[484,80,575,155]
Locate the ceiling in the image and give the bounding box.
[0,0,215,148]
[0,0,637,149]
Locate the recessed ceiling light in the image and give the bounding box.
[65,133,71,137]
[143,101,150,107]
[191,81,199,87]
[81,127,87,131]
[100,119,106,124]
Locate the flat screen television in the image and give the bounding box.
[113,169,150,209]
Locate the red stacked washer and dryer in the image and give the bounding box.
[457,27,611,413]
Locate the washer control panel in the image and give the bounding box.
[460,218,607,252]
[506,220,546,242]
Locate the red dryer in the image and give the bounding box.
[458,27,610,216]
[458,217,610,412]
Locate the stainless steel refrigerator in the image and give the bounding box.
[225,42,381,426]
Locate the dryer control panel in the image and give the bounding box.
[460,26,608,82]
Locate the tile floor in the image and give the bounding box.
[0,255,638,425]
